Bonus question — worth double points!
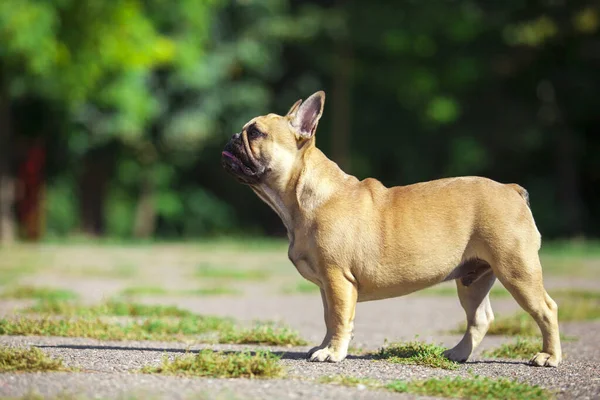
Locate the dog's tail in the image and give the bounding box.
[508,184,530,208]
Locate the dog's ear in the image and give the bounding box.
[291,91,325,140]
[286,99,303,117]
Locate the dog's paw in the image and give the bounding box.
[307,347,346,363]
[307,345,323,358]
[443,347,470,363]
[529,352,560,367]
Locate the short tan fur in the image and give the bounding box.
[221,91,561,367]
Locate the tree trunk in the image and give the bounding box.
[79,150,110,236]
[330,38,353,171]
[0,69,16,244]
[17,139,46,241]
[133,176,156,239]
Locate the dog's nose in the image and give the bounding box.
[231,133,241,141]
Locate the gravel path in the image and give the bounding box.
[0,244,599,399]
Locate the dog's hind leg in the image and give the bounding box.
[493,252,561,367]
[444,267,496,363]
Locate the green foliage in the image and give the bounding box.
[386,376,553,399]
[141,349,283,378]
[3,0,600,239]
[375,340,459,370]
[0,346,69,372]
[44,177,79,237]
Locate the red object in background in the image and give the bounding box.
[17,140,46,240]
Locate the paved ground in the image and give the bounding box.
[0,243,599,399]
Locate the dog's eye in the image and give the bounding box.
[248,126,264,139]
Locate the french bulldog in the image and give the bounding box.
[221,91,561,367]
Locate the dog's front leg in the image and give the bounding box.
[308,271,357,362]
[307,289,332,356]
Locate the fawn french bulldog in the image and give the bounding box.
[221,91,561,367]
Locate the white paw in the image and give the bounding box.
[529,352,560,367]
[443,346,470,363]
[308,347,347,363]
[307,345,323,357]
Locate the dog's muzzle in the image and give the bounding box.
[221,133,264,185]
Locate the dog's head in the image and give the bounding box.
[222,91,325,187]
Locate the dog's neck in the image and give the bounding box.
[252,144,355,238]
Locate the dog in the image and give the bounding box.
[221,91,562,367]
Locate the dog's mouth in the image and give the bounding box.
[221,144,264,185]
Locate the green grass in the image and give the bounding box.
[0,264,38,285]
[219,324,307,346]
[0,316,233,341]
[141,349,283,378]
[557,296,600,321]
[281,280,320,294]
[26,300,195,318]
[386,376,553,399]
[196,264,269,281]
[541,239,600,257]
[0,286,78,301]
[0,346,70,372]
[121,286,169,296]
[0,314,306,345]
[318,375,379,387]
[483,337,542,359]
[553,289,600,300]
[375,341,459,370]
[120,286,240,297]
[486,313,539,336]
[56,264,139,279]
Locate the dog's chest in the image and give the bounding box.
[288,244,320,284]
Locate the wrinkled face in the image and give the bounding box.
[222,91,325,187]
[221,114,298,185]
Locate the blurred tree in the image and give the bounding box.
[0,0,181,240]
[96,0,333,238]
[2,0,598,240]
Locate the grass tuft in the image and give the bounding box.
[0,346,70,372]
[0,315,233,341]
[318,375,379,387]
[483,337,542,359]
[375,340,459,370]
[141,349,283,378]
[0,286,78,301]
[27,300,195,318]
[196,264,268,281]
[219,324,307,346]
[386,376,553,399]
[486,313,539,336]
